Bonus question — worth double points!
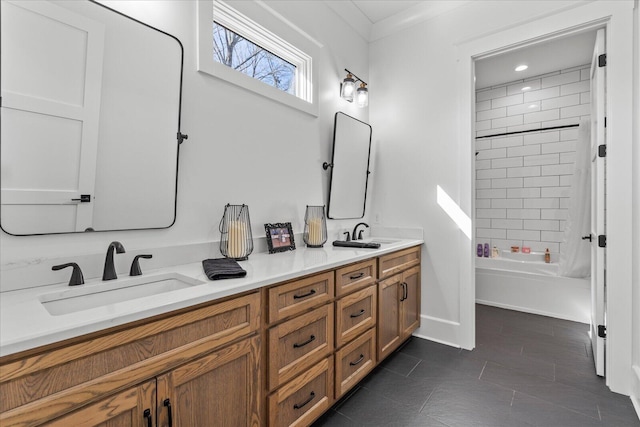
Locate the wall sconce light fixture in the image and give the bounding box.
[340,68,368,107]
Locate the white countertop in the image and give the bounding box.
[0,238,422,357]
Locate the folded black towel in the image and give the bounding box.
[202,258,247,280]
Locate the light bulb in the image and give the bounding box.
[356,83,368,108]
[341,73,356,102]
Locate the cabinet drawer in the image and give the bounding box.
[268,271,334,323]
[378,246,420,279]
[335,259,377,297]
[268,304,334,391]
[268,356,333,427]
[335,328,376,399]
[335,285,377,348]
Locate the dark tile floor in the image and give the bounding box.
[312,304,640,427]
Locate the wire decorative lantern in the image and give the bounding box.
[303,205,327,248]
[219,204,253,260]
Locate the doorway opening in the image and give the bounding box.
[472,27,606,377]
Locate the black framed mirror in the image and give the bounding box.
[0,0,185,235]
[326,112,372,219]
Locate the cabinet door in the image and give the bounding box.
[401,266,421,339]
[44,380,155,427]
[377,274,402,361]
[156,336,260,427]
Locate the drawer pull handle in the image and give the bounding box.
[350,309,366,318]
[293,289,316,299]
[143,409,152,427]
[293,335,316,348]
[293,391,316,410]
[350,354,365,366]
[164,398,173,427]
[349,272,365,280]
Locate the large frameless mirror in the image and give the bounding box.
[0,0,185,235]
[326,112,372,219]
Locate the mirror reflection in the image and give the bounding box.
[0,0,184,235]
[327,112,372,219]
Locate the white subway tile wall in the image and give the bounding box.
[475,65,590,255]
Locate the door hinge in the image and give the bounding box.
[177,132,189,144]
[598,235,606,248]
[597,324,606,338]
[598,145,606,158]
[598,54,607,67]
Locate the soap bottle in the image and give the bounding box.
[491,246,499,258]
[477,244,483,257]
[544,248,551,263]
[484,243,490,258]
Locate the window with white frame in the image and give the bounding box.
[197,0,315,114]
[213,22,296,95]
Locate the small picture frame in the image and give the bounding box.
[265,222,296,254]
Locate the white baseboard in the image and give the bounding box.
[632,365,640,421]
[413,314,463,349]
[632,395,640,423]
[476,299,589,324]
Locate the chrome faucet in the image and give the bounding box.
[103,241,125,281]
[352,222,369,240]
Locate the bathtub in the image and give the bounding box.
[475,250,591,323]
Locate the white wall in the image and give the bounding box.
[632,0,640,414]
[369,0,636,395]
[0,1,371,289]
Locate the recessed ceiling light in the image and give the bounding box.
[515,65,528,72]
[521,86,531,91]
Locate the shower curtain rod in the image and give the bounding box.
[476,123,579,139]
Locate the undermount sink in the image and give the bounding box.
[40,273,204,316]
[362,238,401,244]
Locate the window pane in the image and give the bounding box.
[213,22,296,94]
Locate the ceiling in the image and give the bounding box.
[475,30,598,89]
[328,1,597,89]
[350,1,422,24]
[324,0,470,42]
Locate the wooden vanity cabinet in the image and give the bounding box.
[335,259,376,297]
[1,244,421,427]
[43,380,156,427]
[378,246,420,280]
[156,335,261,427]
[377,247,421,362]
[42,336,261,427]
[334,328,376,399]
[267,304,334,391]
[332,260,378,401]
[400,266,421,339]
[267,356,333,427]
[0,292,261,427]
[265,273,336,427]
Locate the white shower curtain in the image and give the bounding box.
[559,119,591,278]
